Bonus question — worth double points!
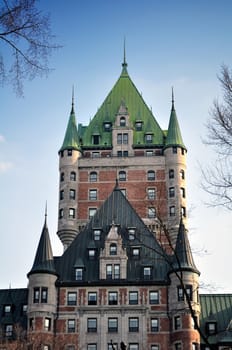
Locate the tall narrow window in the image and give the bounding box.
[180,187,186,198]
[106,265,113,279]
[89,208,97,219]
[174,316,181,330]
[75,268,83,281]
[169,169,174,179]
[151,318,159,332]
[110,243,117,255]
[67,292,77,305]
[41,287,48,303]
[68,319,75,333]
[68,149,72,156]
[33,288,40,303]
[59,208,64,219]
[89,189,97,200]
[180,169,185,179]
[88,292,97,305]
[169,187,175,198]
[169,206,175,217]
[129,292,138,305]
[129,318,139,332]
[147,188,156,200]
[92,135,100,145]
[60,190,64,200]
[123,133,128,144]
[148,207,156,218]
[69,208,75,218]
[87,318,97,332]
[69,189,76,200]
[117,133,122,144]
[143,267,152,280]
[44,318,51,331]
[60,172,64,181]
[108,292,118,305]
[114,265,120,279]
[149,291,159,304]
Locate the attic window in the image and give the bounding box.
[143,267,152,280]
[206,322,217,335]
[110,243,117,255]
[92,135,100,145]
[135,121,143,131]
[75,268,83,281]
[104,122,112,131]
[93,229,101,240]
[88,249,96,259]
[145,133,153,143]
[120,117,126,127]
[128,228,135,240]
[3,305,11,315]
[132,247,140,257]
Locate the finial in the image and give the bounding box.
[44,201,48,226]
[122,37,127,68]
[171,86,175,111]
[71,85,75,114]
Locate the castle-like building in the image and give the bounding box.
[0,55,232,350]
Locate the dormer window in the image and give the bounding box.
[3,305,11,315]
[104,122,112,131]
[206,321,217,335]
[128,228,136,240]
[93,229,101,240]
[143,266,152,280]
[120,117,126,127]
[135,121,143,131]
[110,243,117,255]
[88,249,96,259]
[75,268,83,281]
[92,135,100,145]
[132,247,140,257]
[145,133,153,143]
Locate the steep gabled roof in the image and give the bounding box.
[55,183,169,284]
[171,218,199,274]
[165,90,186,150]
[0,288,28,328]
[28,216,57,276]
[79,61,165,148]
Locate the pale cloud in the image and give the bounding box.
[0,135,5,143]
[0,161,13,173]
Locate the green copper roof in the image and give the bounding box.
[80,62,165,147]
[165,96,186,150]
[60,102,81,152]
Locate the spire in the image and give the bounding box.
[59,90,81,152]
[121,37,128,75]
[28,213,56,276]
[171,218,200,274]
[165,88,186,150]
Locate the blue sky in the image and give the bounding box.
[1,0,232,291]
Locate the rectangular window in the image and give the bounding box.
[67,292,77,305]
[104,122,111,131]
[5,324,13,337]
[59,208,64,219]
[129,291,138,305]
[181,206,186,217]
[60,190,64,200]
[151,318,159,332]
[108,318,118,332]
[145,134,153,143]
[33,287,40,303]
[177,286,184,301]
[88,292,97,305]
[128,228,135,240]
[132,247,140,257]
[186,285,193,301]
[88,345,97,350]
[69,208,75,218]
[89,189,97,200]
[89,208,97,219]
[147,188,156,200]
[129,344,139,350]
[41,287,48,303]
[93,229,101,240]
[172,146,177,153]
[117,133,122,144]
[169,206,175,217]
[68,149,72,156]
[169,169,174,179]
[92,135,100,145]
[3,305,11,315]
[75,268,83,281]
[92,152,100,158]
[206,322,217,335]
[87,318,97,332]
[175,343,182,350]
[114,264,120,279]
[174,316,181,330]
[129,317,139,332]
[144,267,152,280]
[169,187,175,198]
[149,291,159,304]
[123,133,128,144]
[147,170,155,180]
[151,346,159,350]
[69,189,76,200]
[108,292,118,305]
[135,121,142,131]
[68,319,75,333]
[44,318,51,331]
[180,187,185,198]
[106,264,113,279]
[146,150,153,157]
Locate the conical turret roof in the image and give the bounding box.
[171,218,200,274]
[28,215,56,276]
[165,90,186,150]
[60,95,81,152]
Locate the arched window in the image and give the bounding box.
[120,117,126,127]
[147,170,155,181]
[119,171,126,181]
[110,243,117,255]
[70,171,76,181]
[90,171,97,182]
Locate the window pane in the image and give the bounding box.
[75,268,83,281]
[88,292,97,305]
[90,172,97,182]
[149,291,159,304]
[68,292,77,305]
[129,292,138,305]
[109,292,118,305]
[68,319,75,333]
[147,170,155,180]
[129,317,139,332]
